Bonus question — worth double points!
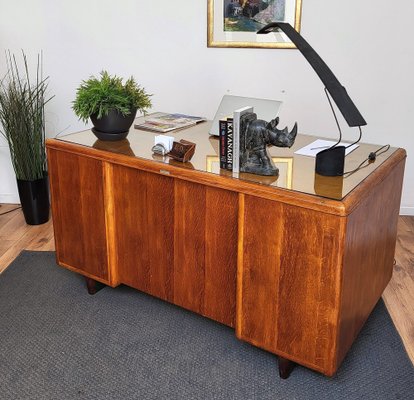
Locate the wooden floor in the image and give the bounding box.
[1,203,413,366]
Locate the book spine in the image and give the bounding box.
[233,114,240,173]
[219,119,228,169]
[226,118,233,171]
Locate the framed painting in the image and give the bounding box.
[207,0,303,49]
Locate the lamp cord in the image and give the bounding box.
[342,144,391,177]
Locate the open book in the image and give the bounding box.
[135,112,206,133]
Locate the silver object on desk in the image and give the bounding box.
[151,143,167,156]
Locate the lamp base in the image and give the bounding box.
[315,146,345,176]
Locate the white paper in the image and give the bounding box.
[154,135,174,152]
[294,140,359,157]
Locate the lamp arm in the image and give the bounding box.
[258,22,366,127]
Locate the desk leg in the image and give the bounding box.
[85,277,106,295]
[278,357,296,379]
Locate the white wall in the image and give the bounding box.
[0,0,413,213]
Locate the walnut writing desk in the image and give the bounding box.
[46,121,405,378]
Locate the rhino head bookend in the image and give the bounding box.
[240,113,297,176]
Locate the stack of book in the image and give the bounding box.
[219,106,253,173]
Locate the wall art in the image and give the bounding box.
[208,0,303,48]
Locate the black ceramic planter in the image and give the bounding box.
[17,175,50,225]
[90,108,137,141]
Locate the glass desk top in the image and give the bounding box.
[55,119,398,201]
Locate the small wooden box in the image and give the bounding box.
[168,139,196,162]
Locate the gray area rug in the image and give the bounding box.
[0,251,413,400]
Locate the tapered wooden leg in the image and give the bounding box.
[85,277,105,295]
[278,356,296,379]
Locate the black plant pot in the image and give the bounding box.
[90,108,137,141]
[17,174,50,225]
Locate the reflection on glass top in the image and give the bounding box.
[55,119,397,201]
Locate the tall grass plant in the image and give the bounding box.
[0,51,53,180]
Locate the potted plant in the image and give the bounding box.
[72,71,152,141]
[0,51,53,225]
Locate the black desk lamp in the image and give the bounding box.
[257,22,367,176]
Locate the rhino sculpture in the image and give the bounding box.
[240,113,297,176]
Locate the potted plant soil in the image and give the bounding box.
[72,71,152,141]
[0,51,53,225]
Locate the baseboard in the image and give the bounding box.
[400,207,414,216]
[0,193,20,204]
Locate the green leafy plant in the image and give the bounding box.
[0,51,53,181]
[72,71,152,123]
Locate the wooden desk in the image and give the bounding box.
[46,121,405,377]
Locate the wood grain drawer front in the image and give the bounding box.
[110,168,238,327]
[111,165,175,301]
[48,149,108,281]
[237,195,344,374]
[174,181,238,327]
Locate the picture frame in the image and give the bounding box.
[206,156,293,189]
[206,156,222,174]
[207,0,303,49]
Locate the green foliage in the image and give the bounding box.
[72,71,152,123]
[0,51,53,181]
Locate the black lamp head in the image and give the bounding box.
[258,22,367,176]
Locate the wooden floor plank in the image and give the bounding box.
[0,205,413,366]
[0,210,28,241]
[24,220,55,251]
[0,239,15,258]
[0,210,55,272]
[0,204,22,229]
[401,215,414,231]
[0,203,20,213]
